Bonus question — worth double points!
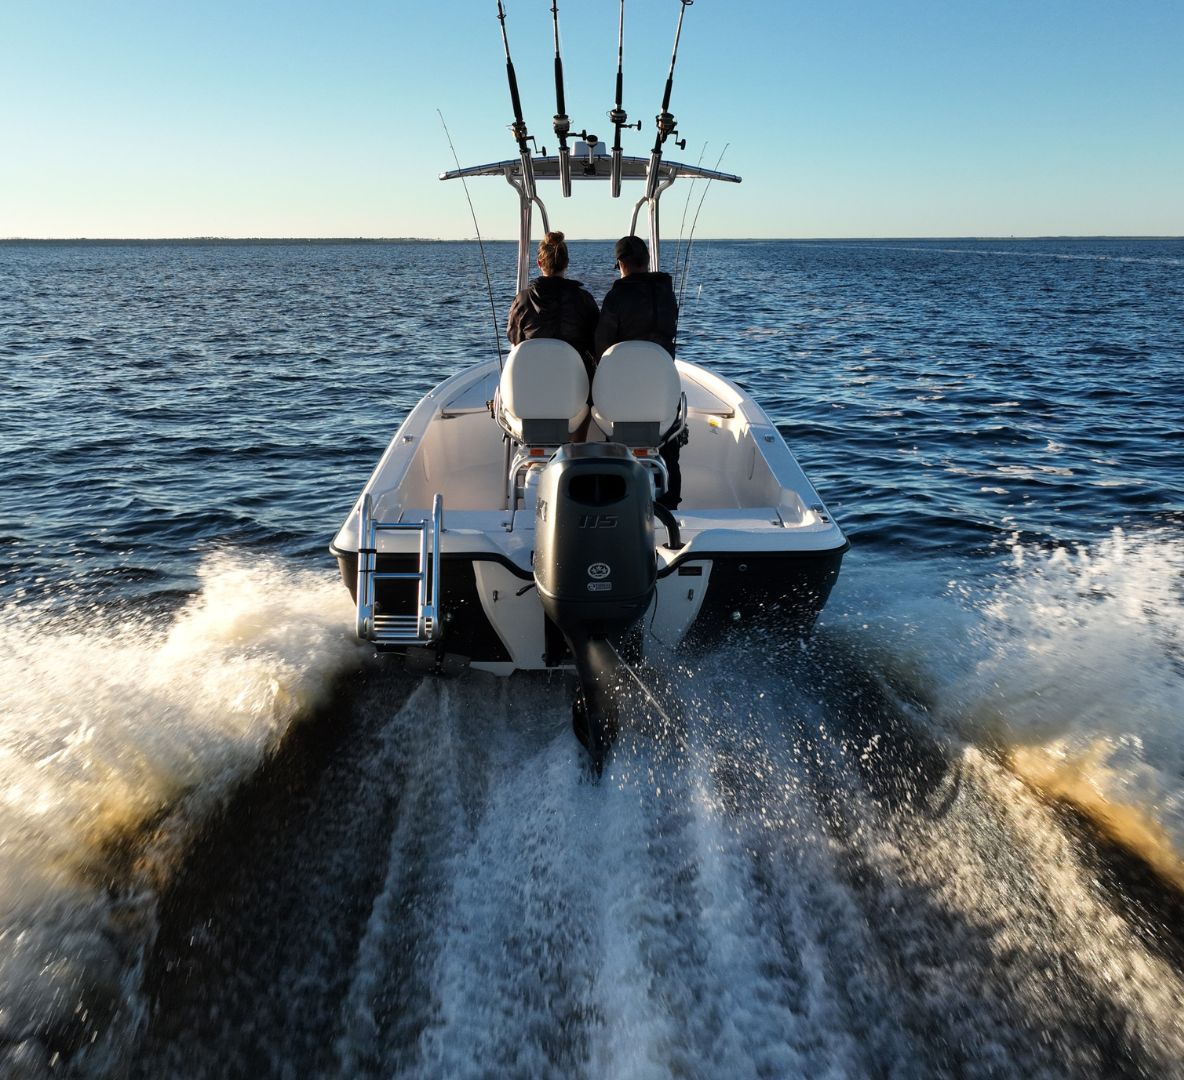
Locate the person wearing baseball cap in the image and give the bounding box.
[594,235,679,362]
[594,236,683,508]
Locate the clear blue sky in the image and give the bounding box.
[2,1,1181,239]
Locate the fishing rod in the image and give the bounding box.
[608,0,641,198]
[551,2,575,197]
[645,0,692,203]
[496,0,553,290]
[681,143,724,315]
[496,0,538,204]
[671,140,708,282]
[629,0,694,267]
[604,640,677,729]
[437,111,505,373]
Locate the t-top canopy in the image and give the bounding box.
[441,142,741,185]
[441,141,739,291]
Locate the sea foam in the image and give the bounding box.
[0,553,362,1072]
[834,529,1184,888]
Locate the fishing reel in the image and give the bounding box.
[655,111,686,151]
[608,107,642,132]
[509,123,542,153]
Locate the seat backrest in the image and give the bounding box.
[499,339,590,444]
[591,340,681,445]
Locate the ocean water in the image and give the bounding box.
[1,237,1183,1077]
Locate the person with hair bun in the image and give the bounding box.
[506,231,600,376]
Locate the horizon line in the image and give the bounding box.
[4,234,1182,244]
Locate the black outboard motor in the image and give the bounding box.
[534,443,656,770]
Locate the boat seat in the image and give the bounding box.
[591,341,684,446]
[498,339,590,444]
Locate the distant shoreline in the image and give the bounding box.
[0,237,450,246]
[2,235,1181,245]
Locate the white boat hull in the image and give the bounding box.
[331,357,847,673]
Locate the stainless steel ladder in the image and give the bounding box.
[355,493,443,646]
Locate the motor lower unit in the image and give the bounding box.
[533,443,657,770]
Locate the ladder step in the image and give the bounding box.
[371,615,435,643]
[355,493,444,648]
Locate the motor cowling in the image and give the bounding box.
[534,443,656,640]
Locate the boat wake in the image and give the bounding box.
[844,528,1184,890]
[0,554,363,1075]
[5,531,1184,1076]
[128,530,1184,1078]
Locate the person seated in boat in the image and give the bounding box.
[595,235,683,509]
[506,230,600,377]
[595,235,678,359]
[506,231,599,441]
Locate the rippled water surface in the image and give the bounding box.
[1,238,1182,1077]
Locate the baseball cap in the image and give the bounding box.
[613,235,649,266]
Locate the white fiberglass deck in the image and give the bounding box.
[333,358,843,567]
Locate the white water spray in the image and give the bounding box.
[0,553,363,1072]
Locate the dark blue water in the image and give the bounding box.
[3,239,1181,604]
[2,238,1183,1077]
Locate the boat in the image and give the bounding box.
[330,1,848,768]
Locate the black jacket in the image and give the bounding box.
[506,276,600,364]
[594,271,678,359]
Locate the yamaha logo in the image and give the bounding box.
[587,562,611,580]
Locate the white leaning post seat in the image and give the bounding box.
[591,340,683,446]
[498,339,590,444]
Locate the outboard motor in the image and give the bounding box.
[534,442,656,770]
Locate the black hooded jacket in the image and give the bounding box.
[506,276,600,366]
[594,271,678,359]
